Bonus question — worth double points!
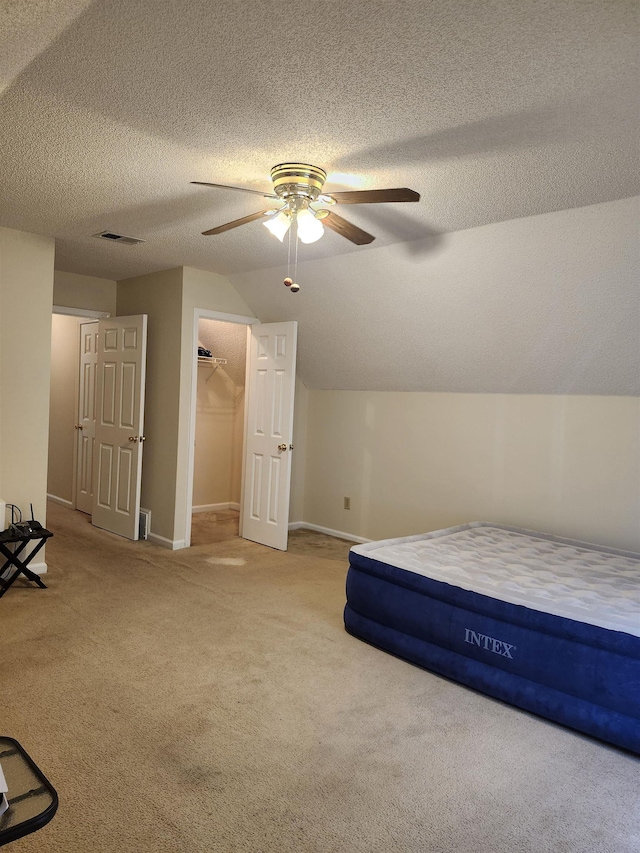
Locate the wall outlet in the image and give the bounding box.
[343,497,351,510]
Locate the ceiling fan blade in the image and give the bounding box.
[192,181,278,199]
[320,211,375,245]
[325,188,420,204]
[202,209,271,236]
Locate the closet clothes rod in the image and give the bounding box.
[197,355,227,381]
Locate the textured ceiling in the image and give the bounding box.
[0,0,637,282]
[0,0,94,93]
[1,0,638,395]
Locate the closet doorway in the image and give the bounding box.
[185,310,297,551]
[190,317,248,546]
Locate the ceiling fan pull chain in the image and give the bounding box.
[283,210,297,290]
[294,216,299,288]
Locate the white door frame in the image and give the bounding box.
[184,308,259,548]
[53,306,110,320]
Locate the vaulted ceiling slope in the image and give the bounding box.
[0,0,94,93]
[0,0,637,283]
[230,197,640,395]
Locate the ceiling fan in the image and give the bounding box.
[192,163,420,246]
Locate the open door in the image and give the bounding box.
[241,321,297,550]
[75,321,98,514]
[92,315,147,540]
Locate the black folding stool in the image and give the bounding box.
[0,528,53,598]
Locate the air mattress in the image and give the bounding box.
[344,523,640,753]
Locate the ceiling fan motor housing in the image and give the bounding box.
[271,163,327,203]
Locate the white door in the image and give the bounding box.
[75,321,98,514]
[241,321,298,550]
[92,315,148,540]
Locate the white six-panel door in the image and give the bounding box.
[241,321,298,550]
[92,315,147,540]
[75,321,98,514]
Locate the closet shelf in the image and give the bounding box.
[198,356,227,380]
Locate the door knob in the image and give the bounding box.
[128,436,138,442]
[74,424,83,430]
[277,443,287,452]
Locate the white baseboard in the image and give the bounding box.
[193,502,240,514]
[0,563,47,580]
[287,522,370,545]
[47,494,73,509]
[148,532,186,550]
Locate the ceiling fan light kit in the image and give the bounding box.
[263,209,292,242]
[295,207,324,244]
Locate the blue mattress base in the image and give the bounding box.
[345,559,640,755]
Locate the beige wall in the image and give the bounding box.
[54,270,116,315]
[0,227,55,564]
[116,267,183,543]
[48,314,81,503]
[304,391,640,552]
[182,267,255,318]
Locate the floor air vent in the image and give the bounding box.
[139,508,151,540]
[93,231,146,245]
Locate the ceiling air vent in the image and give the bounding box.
[93,231,146,245]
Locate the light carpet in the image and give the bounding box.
[1,503,638,852]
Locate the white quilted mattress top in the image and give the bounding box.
[351,524,640,637]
